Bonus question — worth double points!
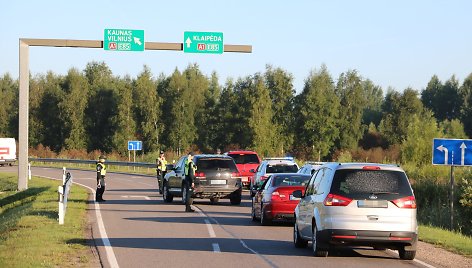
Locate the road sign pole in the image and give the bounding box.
[450,165,454,230]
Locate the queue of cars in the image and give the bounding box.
[159,152,418,260]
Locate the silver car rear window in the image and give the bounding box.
[330,170,413,200]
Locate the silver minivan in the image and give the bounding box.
[293,163,417,260]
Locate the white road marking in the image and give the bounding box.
[387,249,437,268]
[195,206,277,268]
[34,174,120,268]
[121,195,151,200]
[204,219,216,238]
[212,243,221,253]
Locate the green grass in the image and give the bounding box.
[419,225,472,257]
[0,173,96,267]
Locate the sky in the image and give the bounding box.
[1,0,471,94]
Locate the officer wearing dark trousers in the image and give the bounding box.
[156,151,167,194]
[96,155,107,202]
[184,152,196,212]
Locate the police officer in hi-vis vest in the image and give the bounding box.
[157,150,167,194]
[96,155,107,202]
[184,152,197,212]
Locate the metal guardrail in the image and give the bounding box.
[28,158,156,168]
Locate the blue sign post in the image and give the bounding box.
[432,138,472,231]
[127,141,142,164]
[128,141,142,151]
[432,138,472,166]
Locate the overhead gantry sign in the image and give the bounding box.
[18,30,252,190]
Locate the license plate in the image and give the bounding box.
[290,195,300,201]
[357,200,388,208]
[211,180,226,185]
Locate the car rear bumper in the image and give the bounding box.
[319,229,418,249]
[264,203,298,222]
[193,185,241,198]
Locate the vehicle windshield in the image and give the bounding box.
[272,174,311,187]
[266,164,298,173]
[196,158,238,172]
[228,153,260,164]
[330,169,413,200]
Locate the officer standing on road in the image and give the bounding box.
[96,155,107,202]
[184,152,197,212]
[156,150,167,194]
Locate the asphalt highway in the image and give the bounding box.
[5,166,436,268]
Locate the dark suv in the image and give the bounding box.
[162,154,243,205]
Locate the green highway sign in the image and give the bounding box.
[184,31,223,54]
[104,29,144,51]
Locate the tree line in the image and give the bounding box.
[1,62,471,163]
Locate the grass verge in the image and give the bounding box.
[419,225,472,257]
[0,173,96,267]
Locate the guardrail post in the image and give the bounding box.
[58,185,64,224]
[62,167,66,184]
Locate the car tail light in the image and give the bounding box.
[392,196,417,209]
[362,166,381,170]
[323,193,352,206]
[271,191,287,201]
[231,172,241,177]
[195,172,206,178]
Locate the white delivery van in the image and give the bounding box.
[0,138,16,166]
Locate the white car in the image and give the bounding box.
[297,161,325,176]
[250,157,299,192]
[293,162,417,260]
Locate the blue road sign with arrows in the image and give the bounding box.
[128,141,142,151]
[432,138,472,166]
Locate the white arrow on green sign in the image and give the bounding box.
[104,29,144,52]
[184,31,224,54]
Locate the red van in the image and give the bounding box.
[225,150,261,189]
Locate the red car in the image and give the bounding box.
[225,150,261,189]
[251,173,311,225]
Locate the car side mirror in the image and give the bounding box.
[292,190,303,198]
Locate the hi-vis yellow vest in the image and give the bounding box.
[158,157,167,171]
[97,163,107,176]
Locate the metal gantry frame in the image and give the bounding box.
[18,38,252,190]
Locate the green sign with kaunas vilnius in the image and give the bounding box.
[104,29,144,51]
[184,31,223,54]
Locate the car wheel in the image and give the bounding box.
[398,248,416,260]
[162,182,173,203]
[294,223,308,248]
[311,224,328,257]
[260,204,271,226]
[230,189,242,205]
[210,197,219,204]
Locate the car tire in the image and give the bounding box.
[162,182,173,203]
[210,197,219,204]
[312,224,328,257]
[260,204,271,226]
[398,248,416,260]
[230,189,242,205]
[294,223,308,248]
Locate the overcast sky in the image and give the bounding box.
[1,0,471,93]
